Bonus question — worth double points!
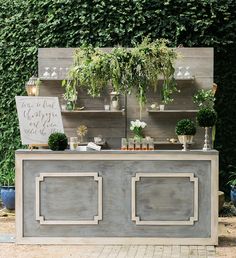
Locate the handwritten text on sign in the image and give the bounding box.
[15,96,64,145]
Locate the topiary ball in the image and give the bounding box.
[48,132,68,151]
[175,119,196,136]
[197,108,217,127]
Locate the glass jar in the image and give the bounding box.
[121,138,128,150]
[70,137,78,151]
[148,138,154,151]
[135,138,141,150]
[128,138,134,151]
[66,101,74,111]
[141,138,148,150]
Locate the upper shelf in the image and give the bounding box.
[61,109,125,114]
[39,77,195,82]
[147,109,198,113]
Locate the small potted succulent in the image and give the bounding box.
[196,107,217,151]
[48,132,68,151]
[175,119,196,151]
[0,170,15,210]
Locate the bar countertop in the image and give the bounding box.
[16,149,218,155]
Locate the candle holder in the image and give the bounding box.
[203,127,211,151]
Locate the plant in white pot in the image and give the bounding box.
[175,119,196,151]
[196,107,217,151]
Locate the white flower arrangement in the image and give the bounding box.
[130,119,147,131]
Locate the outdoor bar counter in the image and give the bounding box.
[15,149,218,245]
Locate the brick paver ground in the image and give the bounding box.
[0,216,235,257]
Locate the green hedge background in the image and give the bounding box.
[0,0,235,192]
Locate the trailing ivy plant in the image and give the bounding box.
[63,38,178,107]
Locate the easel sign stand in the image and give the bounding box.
[28,144,48,150]
[15,96,64,149]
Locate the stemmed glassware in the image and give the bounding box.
[184,66,191,79]
[176,67,183,79]
[51,67,58,79]
[42,67,50,79]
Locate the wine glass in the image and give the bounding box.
[184,66,191,79]
[176,67,183,79]
[51,67,58,79]
[59,67,64,79]
[42,67,50,79]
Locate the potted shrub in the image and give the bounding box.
[48,132,68,151]
[196,107,217,151]
[175,119,196,151]
[227,167,236,207]
[0,170,15,210]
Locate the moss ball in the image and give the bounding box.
[48,132,68,151]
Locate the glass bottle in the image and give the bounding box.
[121,138,128,150]
[148,138,154,151]
[135,138,141,150]
[141,138,148,150]
[128,138,134,151]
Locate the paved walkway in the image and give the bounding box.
[0,244,219,258]
[1,216,236,257]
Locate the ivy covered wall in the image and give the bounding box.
[0,0,235,192]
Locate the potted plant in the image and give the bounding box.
[0,169,15,210]
[196,107,217,151]
[227,168,236,207]
[193,89,215,108]
[175,119,196,151]
[62,80,78,111]
[48,132,68,151]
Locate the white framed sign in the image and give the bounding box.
[15,96,64,145]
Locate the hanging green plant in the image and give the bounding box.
[62,38,178,107]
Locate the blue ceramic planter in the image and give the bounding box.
[1,186,15,210]
[230,186,236,207]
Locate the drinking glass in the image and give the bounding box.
[70,137,78,151]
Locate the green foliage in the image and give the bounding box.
[65,38,177,106]
[48,132,68,151]
[227,166,236,186]
[0,0,235,194]
[196,108,217,128]
[175,119,196,136]
[193,89,215,108]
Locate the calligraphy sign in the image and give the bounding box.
[15,96,64,145]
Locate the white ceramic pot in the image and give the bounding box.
[178,135,193,144]
[178,135,193,151]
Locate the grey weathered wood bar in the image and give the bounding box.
[15,150,218,245]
